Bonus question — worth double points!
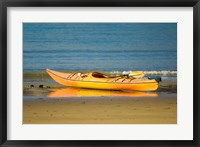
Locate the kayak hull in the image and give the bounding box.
[47,69,159,91]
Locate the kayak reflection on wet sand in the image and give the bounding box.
[48,87,158,98]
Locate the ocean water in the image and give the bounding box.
[23,23,177,72]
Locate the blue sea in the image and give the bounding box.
[23,23,177,72]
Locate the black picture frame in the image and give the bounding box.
[0,0,199,146]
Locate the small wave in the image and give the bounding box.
[144,71,177,76]
[24,70,177,76]
[110,70,177,76]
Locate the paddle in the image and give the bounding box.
[109,71,145,78]
[128,71,145,78]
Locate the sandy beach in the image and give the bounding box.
[23,96,176,124]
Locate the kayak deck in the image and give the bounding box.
[46,69,159,91]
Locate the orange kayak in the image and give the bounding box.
[46,69,159,91]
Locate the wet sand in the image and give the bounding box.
[23,96,177,124]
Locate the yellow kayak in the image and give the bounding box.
[46,69,159,91]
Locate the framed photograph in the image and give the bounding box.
[0,0,199,146]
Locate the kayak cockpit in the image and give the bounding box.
[91,72,107,78]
